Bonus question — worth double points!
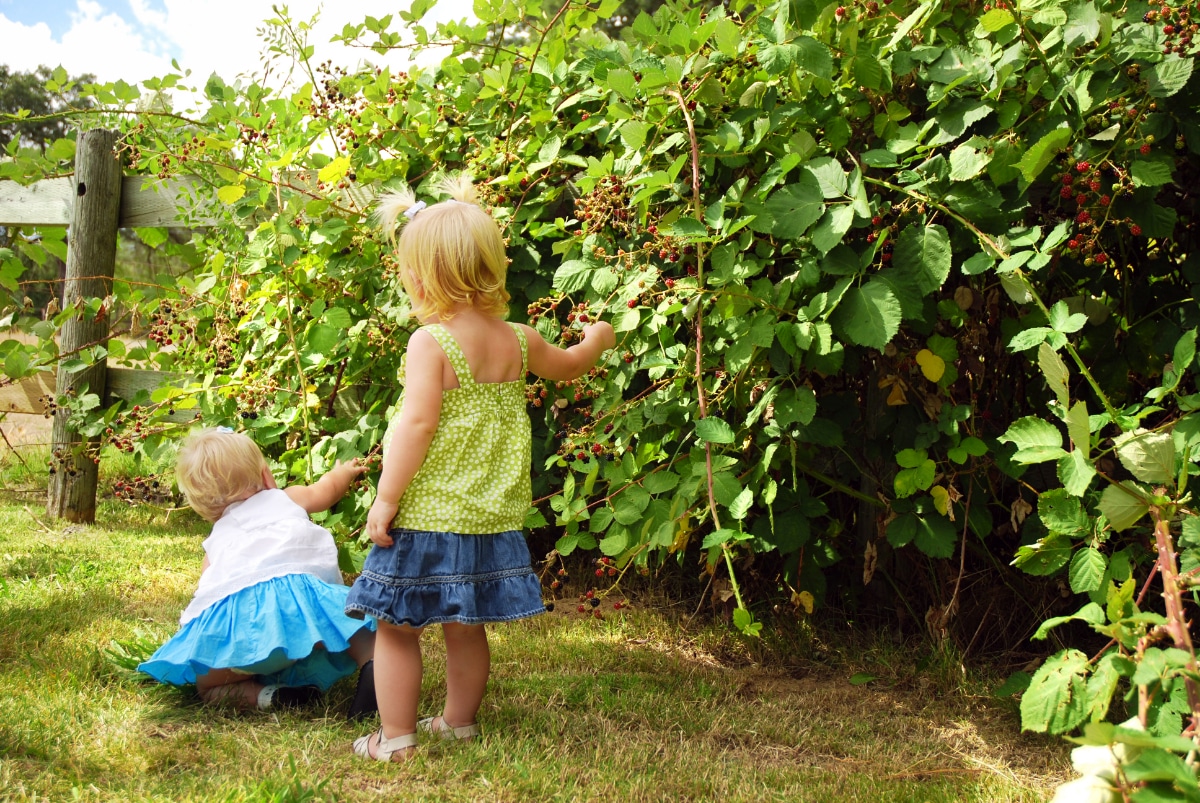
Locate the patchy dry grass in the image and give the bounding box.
[0,472,1069,802]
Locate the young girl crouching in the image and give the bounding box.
[139,427,378,716]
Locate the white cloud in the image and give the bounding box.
[1,0,475,87]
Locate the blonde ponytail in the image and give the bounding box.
[373,187,419,244]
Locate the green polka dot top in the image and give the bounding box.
[382,322,531,534]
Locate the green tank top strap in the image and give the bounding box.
[508,322,528,375]
[422,324,475,387]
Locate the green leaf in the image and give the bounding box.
[1098,482,1151,532]
[748,178,825,239]
[620,121,650,151]
[1031,602,1105,640]
[696,417,735,444]
[1114,429,1176,484]
[1069,548,1106,594]
[949,143,990,181]
[1038,341,1069,407]
[894,224,951,294]
[1148,56,1194,98]
[1124,749,1197,786]
[794,36,834,80]
[831,279,902,351]
[1020,649,1090,734]
[1039,489,1089,533]
[1013,533,1073,576]
[1173,329,1197,374]
[811,205,855,254]
[804,156,848,198]
[728,487,754,520]
[914,514,956,558]
[1000,416,1063,453]
[701,528,737,549]
[848,672,879,686]
[1017,127,1072,183]
[1008,327,1051,351]
[553,260,591,293]
[1131,160,1173,188]
[606,68,638,99]
[979,8,1015,31]
[714,18,740,58]
[217,185,246,204]
[318,156,350,183]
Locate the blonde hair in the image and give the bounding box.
[176,428,268,521]
[375,174,510,320]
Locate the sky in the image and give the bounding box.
[0,0,475,88]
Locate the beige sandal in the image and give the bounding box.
[352,727,417,761]
[418,716,480,740]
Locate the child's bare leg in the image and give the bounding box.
[367,621,422,759]
[195,668,261,707]
[440,622,489,729]
[348,629,375,667]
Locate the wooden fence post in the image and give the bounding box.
[47,128,122,522]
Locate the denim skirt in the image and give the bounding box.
[139,574,376,690]
[344,529,545,628]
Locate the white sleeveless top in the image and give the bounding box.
[179,488,344,625]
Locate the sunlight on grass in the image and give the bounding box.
[0,488,1069,802]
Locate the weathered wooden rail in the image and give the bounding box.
[1,129,214,521]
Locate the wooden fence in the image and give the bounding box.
[0,129,215,522]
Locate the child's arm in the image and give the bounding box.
[518,321,615,382]
[284,459,368,515]
[365,329,445,546]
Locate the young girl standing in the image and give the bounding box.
[346,176,615,761]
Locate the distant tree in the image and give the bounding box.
[0,65,96,153]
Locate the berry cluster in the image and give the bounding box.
[573,175,633,237]
[146,299,195,348]
[46,446,89,477]
[113,475,179,507]
[1055,157,1144,262]
[39,393,58,419]
[1144,0,1198,55]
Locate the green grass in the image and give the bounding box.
[0,480,1069,802]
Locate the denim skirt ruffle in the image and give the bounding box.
[138,574,375,690]
[344,529,545,628]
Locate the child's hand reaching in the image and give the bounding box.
[332,458,369,485]
[365,498,398,547]
[581,321,616,352]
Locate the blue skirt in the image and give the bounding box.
[345,529,545,628]
[139,574,376,690]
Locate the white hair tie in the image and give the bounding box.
[404,201,427,218]
[215,426,234,434]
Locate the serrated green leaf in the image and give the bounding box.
[1020,649,1090,734]
[1148,56,1194,98]
[696,417,735,444]
[1039,489,1088,533]
[831,279,901,351]
[1017,127,1072,183]
[1013,533,1074,576]
[1000,416,1063,452]
[1114,429,1176,484]
[1069,548,1106,593]
[894,223,952,294]
[1098,482,1150,532]
[217,185,246,204]
[1066,401,1090,457]
[811,205,855,254]
[553,260,592,292]
[1038,341,1069,407]
[728,487,754,520]
[980,8,1015,31]
[1131,160,1173,188]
